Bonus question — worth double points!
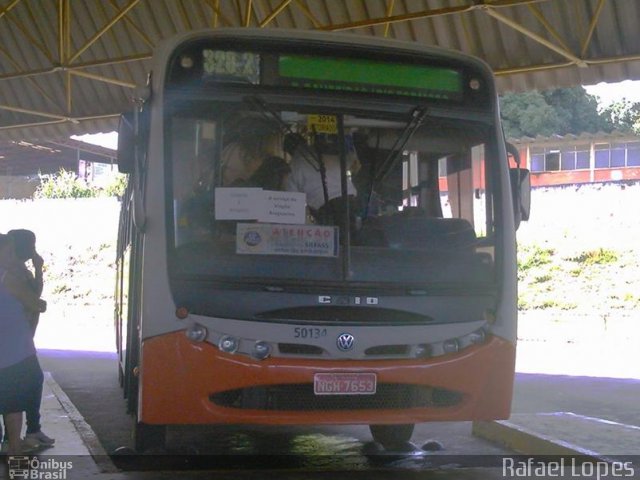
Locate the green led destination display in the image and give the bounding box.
[278,55,463,100]
[169,46,467,102]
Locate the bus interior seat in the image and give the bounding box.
[376,213,477,250]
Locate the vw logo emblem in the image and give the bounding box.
[336,333,355,351]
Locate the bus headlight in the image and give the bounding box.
[185,323,207,343]
[442,339,459,354]
[414,344,431,359]
[469,329,486,345]
[252,341,272,360]
[218,335,239,354]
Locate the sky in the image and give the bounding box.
[71,80,640,150]
[584,79,640,107]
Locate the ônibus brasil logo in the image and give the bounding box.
[8,456,73,480]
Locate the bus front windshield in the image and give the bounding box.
[168,100,499,288]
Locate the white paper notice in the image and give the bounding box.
[258,190,306,224]
[215,188,306,224]
[214,188,261,220]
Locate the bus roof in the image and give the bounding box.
[152,27,494,81]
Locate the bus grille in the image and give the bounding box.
[209,384,463,411]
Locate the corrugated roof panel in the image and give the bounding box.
[2,0,640,141]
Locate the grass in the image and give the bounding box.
[568,248,618,265]
[517,242,636,312]
[518,245,555,271]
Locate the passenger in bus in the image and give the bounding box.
[221,116,288,190]
[284,132,361,225]
[177,114,289,241]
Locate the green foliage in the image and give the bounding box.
[500,91,561,138]
[542,87,610,134]
[518,244,555,271]
[500,86,614,139]
[600,100,640,134]
[569,248,618,265]
[530,299,578,310]
[35,169,94,199]
[103,173,128,198]
[532,274,552,284]
[34,168,128,199]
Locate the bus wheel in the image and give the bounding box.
[133,422,166,453]
[369,424,415,448]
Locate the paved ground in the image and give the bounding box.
[5,365,640,480]
[3,303,635,479]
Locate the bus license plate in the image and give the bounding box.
[314,373,377,395]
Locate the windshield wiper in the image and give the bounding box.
[373,107,428,184]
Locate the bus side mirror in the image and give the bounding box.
[509,167,531,229]
[117,112,135,174]
[506,142,530,230]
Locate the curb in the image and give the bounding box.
[44,372,120,474]
[472,418,607,460]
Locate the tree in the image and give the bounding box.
[601,99,640,134]
[500,86,613,139]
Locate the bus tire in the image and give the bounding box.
[133,422,166,453]
[369,424,415,448]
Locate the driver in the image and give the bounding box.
[221,116,287,189]
[284,133,359,212]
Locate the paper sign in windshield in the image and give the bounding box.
[259,191,305,224]
[215,188,261,220]
[215,188,305,224]
[237,223,338,257]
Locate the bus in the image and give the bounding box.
[114,28,530,451]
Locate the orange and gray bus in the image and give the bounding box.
[114,28,530,451]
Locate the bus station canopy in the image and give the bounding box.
[1,0,640,141]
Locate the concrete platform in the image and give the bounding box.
[6,374,640,480]
[473,412,640,462]
[3,372,119,477]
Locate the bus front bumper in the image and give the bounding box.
[139,332,515,426]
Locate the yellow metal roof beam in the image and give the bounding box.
[0,45,61,110]
[58,0,69,64]
[293,0,321,29]
[177,0,193,30]
[319,3,472,31]
[0,103,76,122]
[581,0,606,58]
[0,54,151,82]
[259,0,292,28]
[23,0,56,64]
[107,0,154,49]
[244,0,253,27]
[0,0,21,21]
[317,0,545,32]
[66,71,72,115]
[210,0,219,28]
[68,0,140,64]
[383,0,395,38]
[4,10,54,64]
[206,0,233,27]
[527,3,572,54]
[99,1,136,85]
[0,113,121,132]
[495,52,640,76]
[484,6,587,68]
[70,69,137,89]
